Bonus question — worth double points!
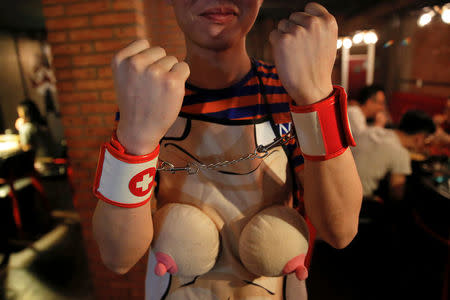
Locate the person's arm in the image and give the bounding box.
[347,106,367,138]
[296,149,362,249]
[18,123,33,152]
[92,40,189,274]
[92,200,154,274]
[387,145,411,202]
[270,3,363,249]
[389,173,406,201]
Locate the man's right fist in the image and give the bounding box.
[112,40,190,155]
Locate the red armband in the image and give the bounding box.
[93,132,160,208]
[290,86,355,161]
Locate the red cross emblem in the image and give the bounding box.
[128,167,156,197]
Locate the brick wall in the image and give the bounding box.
[408,20,450,97]
[143,0,186,59]
[42,0,185,298]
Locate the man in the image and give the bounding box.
[92,1,362,299]
[352,110,435,202]
[348,85,387,140]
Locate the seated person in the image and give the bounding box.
[427,98,450,156]
[348,85,388,140]
[352,110,436,202]
[15,99,60,173]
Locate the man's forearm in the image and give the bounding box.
[92,200,154,274]
[301,149,362,249]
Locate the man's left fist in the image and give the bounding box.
[270,2,337,105]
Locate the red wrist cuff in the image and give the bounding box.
[290,86,356,161]
[93,132,160,208]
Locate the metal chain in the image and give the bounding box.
[157,130,295,175]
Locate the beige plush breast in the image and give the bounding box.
[239,206,309,277]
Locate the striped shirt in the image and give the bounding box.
[180,59,305,173]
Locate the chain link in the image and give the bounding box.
[157,130,295,175]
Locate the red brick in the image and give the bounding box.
[47,31,67,43]
[56,68,97,80]
[103,117,116,127]
[60,103,79,115]
[156,31,184,42]
[113,26,140,38]
[58,92,98,103]
[100,90,116,101]
[53,56,72,68]
[112,0,142,11]
[91,12,137,27]
[98,67,113,78]
[56,81,75,92]
[70,28,113,41]
[64,127,84,137]
[69,148,104,160]
[87,115,105,125]
[52,43,92,55]
[75,79,114,91]
[66,135,105,146]
[46,16,89,30]
[85,127,113,137]
[65,1,109,15]
[63,116,104,128]
[42,5,64,17]
[81,103,117,114]
[94,40,132,52]
[62,116,84,127]
[73,53,113,66]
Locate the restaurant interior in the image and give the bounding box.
[0,0,448,299]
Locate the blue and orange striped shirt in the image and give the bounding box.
[180,59,305,173]
[114,60,305,173]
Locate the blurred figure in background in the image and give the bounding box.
[427,98,450,156]
[352,110,436,202]
[348,85,388,141]
[15,99,59,173]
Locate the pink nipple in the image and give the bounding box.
[282,253,309,280]
[154,252,178,277]
[295,264,309,280]
[155,262,167,276]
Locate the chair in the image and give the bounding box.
[0,150,51,235]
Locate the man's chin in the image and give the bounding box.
[191,33,240,52]
[184,26,241,51]
[201,39,235,51]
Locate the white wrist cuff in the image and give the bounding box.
[93,138,160,208]
[290,86,355,161]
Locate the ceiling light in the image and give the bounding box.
[343,37,352,49]
[364,31,378,44]
[418,9,435,27]
[442,4,450,24]
[337,39,343,49]
[352,32,364,44]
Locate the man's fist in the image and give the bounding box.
[270,2,337,105]
[112,40,190,155]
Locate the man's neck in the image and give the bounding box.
[184,39,251,90]
[394,130,412,150]
[360,104,370,119]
